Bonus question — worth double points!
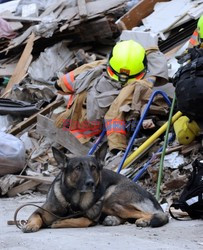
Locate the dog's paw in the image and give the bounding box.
[21,223,41,233]
[103,216,123,226]
[51,220,61,228]
[135,218,150,227]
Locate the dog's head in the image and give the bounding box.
[52,147,103,193]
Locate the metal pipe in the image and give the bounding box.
[117,90,172,173]
[133,134,175,182]
[156,95,177,200]
[88,129,106,155]
[122,111,182,169]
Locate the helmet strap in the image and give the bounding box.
[107,65,146,83]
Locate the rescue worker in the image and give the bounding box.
[178,15,203,64]
[104,40,168,154]
[55,39,168,154]
[188,15,203,48]
[173,15,203,145]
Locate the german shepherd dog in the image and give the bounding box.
[22,147,168,233]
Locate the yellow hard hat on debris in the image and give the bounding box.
[107,40,147,84]
[173,116,200,145]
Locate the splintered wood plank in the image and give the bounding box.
[16,175,54,184]
[36,114,90,155]
[7,180,40,197]
[0,15,42,22]
[2,32,35,98]
[77,0,88,18]
[116,0,170,30]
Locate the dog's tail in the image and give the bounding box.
[150,212,169,227]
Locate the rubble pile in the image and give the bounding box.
[0,0,203,218]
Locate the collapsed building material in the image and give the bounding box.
[1,32,35,98]
[8,99,64,135]
[116,0,170,30]
[28,41,74,83]
[0,0,127,55]
[36,114,90,155]
[0,0,202,209]
[116,0,203,52]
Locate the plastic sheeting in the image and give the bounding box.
[0,18,17,39]
[0,132,25,176]
[28,41,74,83]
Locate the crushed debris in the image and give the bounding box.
[0,0,203,221]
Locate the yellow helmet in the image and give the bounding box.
[197,15,203,41]
[107,40,147,84]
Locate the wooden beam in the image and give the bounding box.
[2,32,35,98]
[16,175,54,184]
[77,0,88,18]
[0,15,43,23]
[7,180,40,197]
[8,99,64,135]
[37,114,90,155]
[40,2,64,18]
[116,0,170,31]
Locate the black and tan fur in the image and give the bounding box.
[22,147,168,233]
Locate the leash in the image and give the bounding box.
[13,203,85,231]
[169,204,192,221]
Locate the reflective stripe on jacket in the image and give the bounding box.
[105,119,126,136]
[189,29,199,47]
[62,71,75,92]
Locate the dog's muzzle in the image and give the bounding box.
[81,179,95,192]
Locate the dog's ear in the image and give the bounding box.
[97,159,104,170]
[52,147,67,169]
[94,140,107,168]
[93,152,104,170]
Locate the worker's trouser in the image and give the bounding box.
[105,81,153,151]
